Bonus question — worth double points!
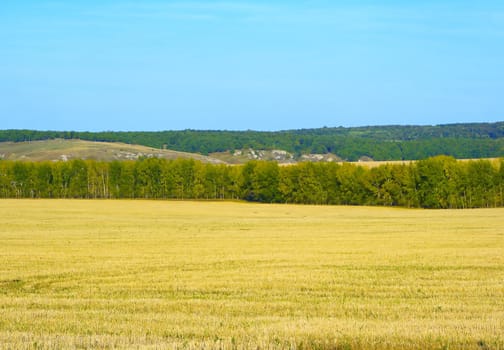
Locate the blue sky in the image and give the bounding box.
[1,1,503,131]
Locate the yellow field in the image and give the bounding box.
[0,200,503,349]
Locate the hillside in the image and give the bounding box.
[1,122,504,161]
[0,139,224,163]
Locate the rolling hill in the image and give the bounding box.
[1,122,504,161]
[0,139,224,163]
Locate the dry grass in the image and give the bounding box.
[0,139,223,163]
[1,200,503,349]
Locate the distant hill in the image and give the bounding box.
[0,139,224,163]
[1,122,504,161]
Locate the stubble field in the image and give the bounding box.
[0,200,503,349]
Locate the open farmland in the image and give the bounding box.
[0,200,503,349]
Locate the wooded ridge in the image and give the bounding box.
[2,122,504,161]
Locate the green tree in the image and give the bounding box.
[291,162,327,204]
[35,162,54,198]
[87,161,109,198]
[0,161,14,197]
[134,158,162,198]
[415,156,459,208]
[11,162,35,198]
[68,159,89,198]
[52,161,72,198]
[465,160,496,208]
[336,163,369,205]
[240,161,280,203]
[366,165,400,206]
[496,159,504,207]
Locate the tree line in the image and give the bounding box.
[2,122,504,161]
[1,156,503,209]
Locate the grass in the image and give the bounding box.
[0,139,222,163]
[0,200,503,349]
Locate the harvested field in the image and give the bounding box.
[0,200,503,349]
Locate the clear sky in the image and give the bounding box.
[1,1,503,131]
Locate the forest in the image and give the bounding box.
[1,156,503,209]
[1,122,504,161]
